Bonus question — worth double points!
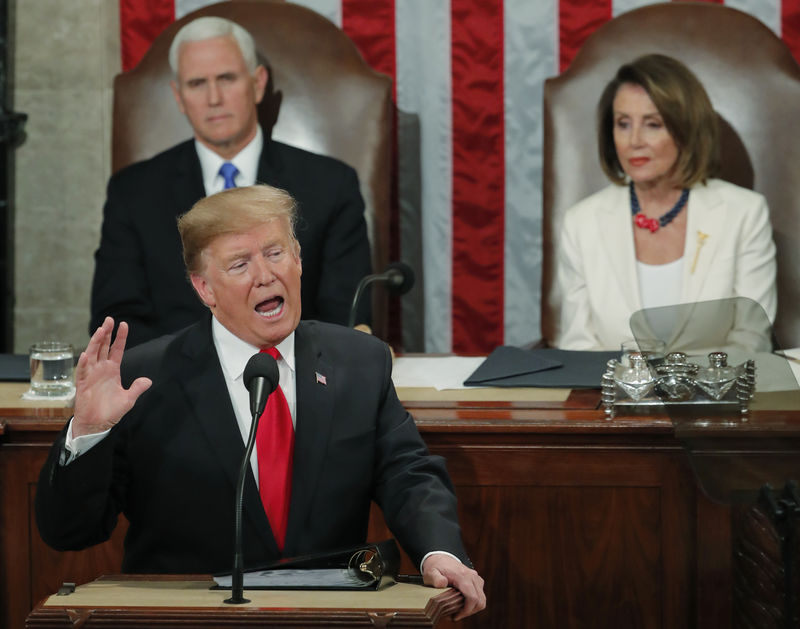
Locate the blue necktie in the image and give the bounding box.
[219,162,239,189]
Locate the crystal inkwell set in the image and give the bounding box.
[602,349,755,419]
[598,298,789,419]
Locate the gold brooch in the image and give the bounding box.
[690,231,709,274]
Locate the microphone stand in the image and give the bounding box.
[348,263,415,329]
[224,407,262,605]
[348,275,378,329]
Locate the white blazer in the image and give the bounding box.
[555,179,777,351]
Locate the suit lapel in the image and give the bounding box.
[681,183,722,304]
[283,322,335,555]
[255,140,286,189]
[172,142,206,218]
[665,183,724,346]
[596,185,643,317]
[177,317,278,554]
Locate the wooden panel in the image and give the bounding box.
[696,489,733,627]
[29,482,128,610]
[369,443,696,628]
[461,486,663,628]
[0,444,127,629]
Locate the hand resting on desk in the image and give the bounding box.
[422,553,486,620]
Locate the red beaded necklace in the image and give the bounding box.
[629,182,689,233]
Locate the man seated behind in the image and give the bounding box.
[90,16,371,347]
[38,185,485,621]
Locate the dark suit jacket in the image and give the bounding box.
[35,318,468,574]
[90,139,372,347]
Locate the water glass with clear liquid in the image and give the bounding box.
[29,341,75,397]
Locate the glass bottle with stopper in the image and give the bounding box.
[614,351,656,401]
[655,351,698,401]
[695,351,739,401]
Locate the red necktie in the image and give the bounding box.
[256,347,294,551]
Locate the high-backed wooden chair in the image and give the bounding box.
[112,0,392,339]
[542,2,800,348]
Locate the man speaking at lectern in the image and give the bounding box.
[36,185,485,621]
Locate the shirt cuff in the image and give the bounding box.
[61,418,111,465]
[419,550,462,573]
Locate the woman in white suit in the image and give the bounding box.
[555,54,777,351]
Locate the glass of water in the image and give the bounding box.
[29,341,75,397]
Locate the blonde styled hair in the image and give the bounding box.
[178,185,299,275]
[597,54,720,187]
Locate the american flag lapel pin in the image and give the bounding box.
[315,371,327,386]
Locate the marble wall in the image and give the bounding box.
[12,0,120,352]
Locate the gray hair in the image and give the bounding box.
[169,16,258,77]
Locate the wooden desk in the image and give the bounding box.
[2,383,798,628]
[25,575,460,628]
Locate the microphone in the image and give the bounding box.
[348,261,415,328]
[225,352,279,605]
[243,352,279,418]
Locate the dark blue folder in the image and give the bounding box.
[464,346,618,388]
[0,354,31,382]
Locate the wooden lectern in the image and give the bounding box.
[26,575,461,628]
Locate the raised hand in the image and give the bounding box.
[72,317,152,438]
[422,554,486,621]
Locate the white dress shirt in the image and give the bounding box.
[195,125,264,195]
[212,317,296,488]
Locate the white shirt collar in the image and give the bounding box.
[211,315,295,383]
[195,125,264,195]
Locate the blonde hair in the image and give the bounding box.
[597,54,720,187]
[178,185,298,275]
